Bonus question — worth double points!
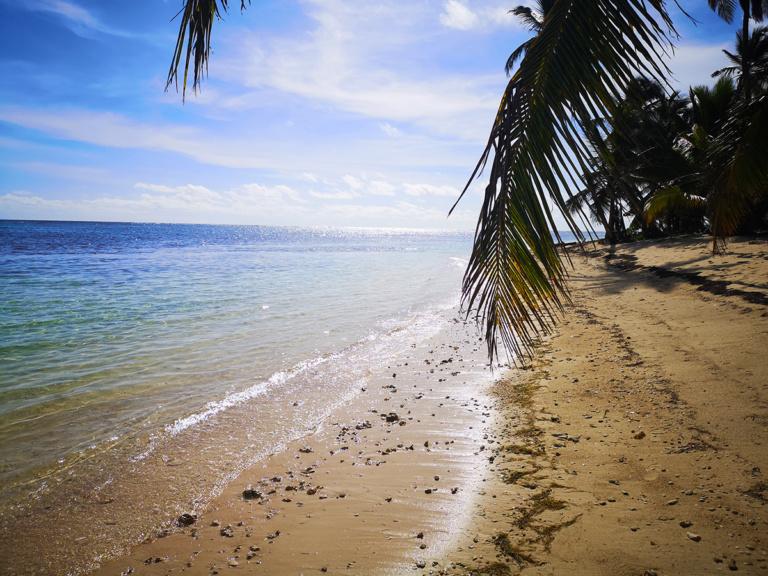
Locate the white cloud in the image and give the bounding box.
[341,175,364,191]
[309,190,360,200]
[404,183,460,197]
[666,42,731,90]
[13,162,109,182]
[0,107,273,169]
[31,0,97,25]
[440,0,478,30]
[221,2,503,142]
[379,122,403,137]
[0,182,308,224]
[368,180,397,197]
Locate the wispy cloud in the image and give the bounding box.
[404,183,460,197]
[666,42,731,90]
[24,0,136,38]
[215,1,505,141]
[13,162,110,182]
[379,122,403,137]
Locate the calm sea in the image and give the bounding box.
[0,221,476,500]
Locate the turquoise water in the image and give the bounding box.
[0,221,474,495]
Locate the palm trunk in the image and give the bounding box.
[741,1,752,103]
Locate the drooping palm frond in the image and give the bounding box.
[451,0,675,361]
[708,0,737,23]
[644,186,706,224]
[166,0,250,101]
[706,92,768,251]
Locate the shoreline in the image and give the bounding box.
[89,314,499,576]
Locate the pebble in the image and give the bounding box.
[667,498,679,506]
[687,532,702,542]
[177,513,197,526]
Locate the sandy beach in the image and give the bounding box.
[437,235,768,576]
[5,235,766,575]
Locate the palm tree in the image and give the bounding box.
[573,78,694,241]
[642,79,737,235]
[447,1,676,359]
[713,25,768,96]
[707,0,768,103]
[504,0,556,75]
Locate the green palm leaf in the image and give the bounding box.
[451,0,676,361]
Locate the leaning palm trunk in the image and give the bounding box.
[451,0,676,361]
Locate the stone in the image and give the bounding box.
[687,532,702,542]
[178,513,197,526]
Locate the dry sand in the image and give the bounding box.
[437,235,768,576]
[39,236,768,575]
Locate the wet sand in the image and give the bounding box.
[8,235,768,575]
[88,316,500,576]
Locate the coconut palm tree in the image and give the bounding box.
[707,0,768,103]
[713,25,768,96]
[642,79,737,235]
[572,78,694,241]
[447,1,676,359]
[504,0,556,75]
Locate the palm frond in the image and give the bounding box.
[708,0,737,23]
[166,0,250,101]
[505,41,533,76]
[707,92,768,251]
[451,0,675,361]
[509,6,542,32]
[644,186,706,224]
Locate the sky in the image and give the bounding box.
[0,0,743,229]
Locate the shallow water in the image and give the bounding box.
[0,221,472,503]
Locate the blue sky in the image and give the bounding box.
[0,0,742,228]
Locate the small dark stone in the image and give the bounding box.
[178,513,197,526]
